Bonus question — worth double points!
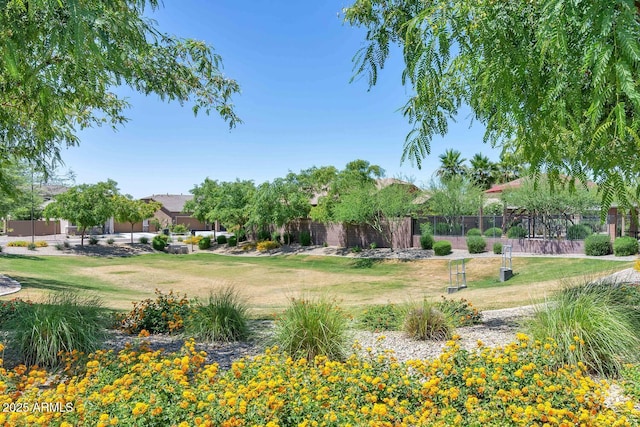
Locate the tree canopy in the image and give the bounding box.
[344,0,640,212]
[1,0,240,172]
[113,195,161,243]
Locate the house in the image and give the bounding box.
[138,194,218,232]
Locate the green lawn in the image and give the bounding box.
[0,253,633,313]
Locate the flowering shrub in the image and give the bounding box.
[257,240,280,252]
[358,303,404,331]
[0,298,33,327]
[183,235,202,245]
[6,241,28,247]
[0,335,638,426]
[117,289,192,334]
[436,296,482,327]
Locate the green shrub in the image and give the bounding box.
[271,232,281,243]
[55,243,65,251]
[106,238,115,245]
[433,240,452,256]
[506,225,527,238]
[186,287,249,342]
[622,364,640,402]
[566,224,592,241]
[88,236,99,245]
[526,281,640,376]
[138,236,150,244]
[466,236,486,254]
[493,242,503,254]
[369,242,377,249]
[257,240,280,251]
[27,242,36,251]
[484,227,502,238]
[613,236,639,256]
[420,233,434,250]
[7,292,107,367]
[419,222,433,235]
[274,297,349,361]
[257,230,271,241]
[584,234,612,256]
[171,224,189,234]
[227,236,238,247]
[358,303,404,331]
[351,245,362,253]
[198,236,212,250]
[152,234,169,251]
[0,298,33,329]
[404,299,452,341]
[435,297,481,327]
[216,235,228,245]
[466,228,482,236]
[435,223,461,236]
[117,289,192,334]
[296,231,310,246]
[7,240,28,247]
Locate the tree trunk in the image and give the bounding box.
[131,223,135,244]
[80,227,86,246]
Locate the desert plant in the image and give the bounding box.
[466,235,486,254]
[27,242,36,251]
[613,236,639,256]
[7,292,107,367]
[526,281,640,376]
[55,243,65,251]
[117,289,192,334]
[35,241,48,247]
[351,245,362,253]
[139,236,150,244]
[420,233,434,250]
[227,236,238,247]
[507,225,527,238]
[466,227,482,236]
[369,242,377,250]
[493,242,503,254]
[567,224,592,241]
[198,236,212,250]
[433,240,452,256]
[404,299,452,341]
[584,234,612,256]
[106,238,115,245]
[7,240,28,247]
[274,297,349,361]
[152,234,169,251]
[257,240,280,251]
[358,303,405,331]
[300,231,312,246]
[88,236,99,245]
[216,235,228,245]
[484,227,502,238]
[186,287,249,342]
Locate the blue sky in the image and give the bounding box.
[63,0,500,198]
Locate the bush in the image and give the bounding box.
[7,292,107,367]
[35,241,48,247]
[271,232,281,243]
[186,287,249,342]
[152,234,169,251]
[526,281,640,376]
[584,234,612,256]
[257,240,280,251]
[566,224,592,241]
[358,303,405,331]
[433,240,452,256]
[351,245,362,253]
[55,243,65,251]
[198,236,211,250]
[300,231,312,246]
[613,236,639,256]
[106,238,115,245]
[493,242,503,254]
[256,230,271,241]
[466,236,486,254]
[466,228,482,236]
[506,225,527,238]
[138,236,150,244]
[0,298,33,328]
[420,233,434,250]
[171,224,189,234]
[216,235,228,245]
[227,236,238,247]
[88,236,99,245]
[7,240,28,247]
[117,289,192,335]
[27,242,36,250]
[435,297,481,327]
[404,299,452,341]
[484,227,502,238]
[274,297,349,361]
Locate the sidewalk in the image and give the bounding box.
[0,275,21,297]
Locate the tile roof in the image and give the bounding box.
[142,194,193,213]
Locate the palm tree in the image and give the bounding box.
[468,153,497,190]
[436,149,466,181]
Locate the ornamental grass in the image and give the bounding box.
[0,335,638,426]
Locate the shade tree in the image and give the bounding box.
[113,195,162,243]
